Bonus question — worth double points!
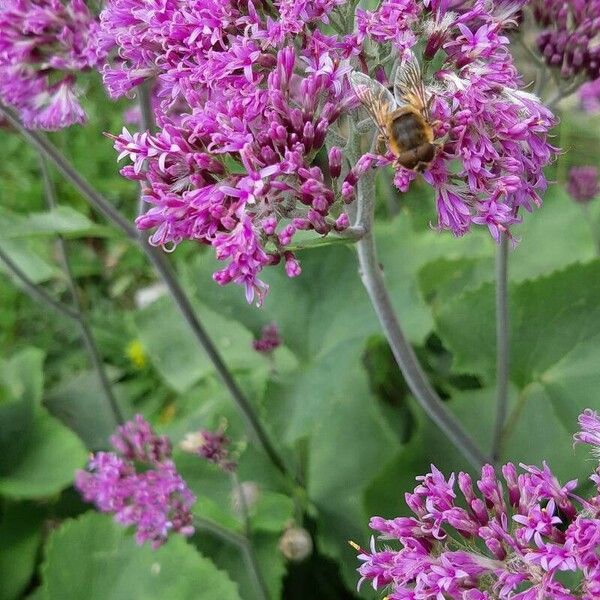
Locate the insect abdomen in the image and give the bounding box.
[390,112,430,151]
[396,144,436,171]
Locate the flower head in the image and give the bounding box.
[567,167,600,204]
[253,322,282,353]
[75,415,195,548]
[355,408,600,598]
[0,0,104,129]
[101,0,557,302]
[180,425,236,472]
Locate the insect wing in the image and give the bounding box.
[394,51,429,118]
[349,71,396,134]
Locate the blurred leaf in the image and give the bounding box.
[0,348,44,454]
[0,206,107,239]
[0,408,87,499]
[0,502,43,600]
[418,187,597,313]
[134,297,265,394]
[251,492,295,533]
[0,239,57,284]
[196,531,286,600]
[40,512,242,600]
[44,370,118,451]
[510,187,597,281]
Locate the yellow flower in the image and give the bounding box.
[125,339,147,369]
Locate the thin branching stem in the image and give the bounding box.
[491,234,509,463]
[0,245,79,320]
[195,514,269,600]
[354,170,489,470]
[231,472,270,600]
[1,104,297,484]
[38,156,125,425]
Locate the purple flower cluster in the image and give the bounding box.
[355,409,600,599]
[347,0,557,241]
[100,0,557,301]
[580,78,600,113]
[253,322,282,353]
[567,166,599,204]
[101,0,357,304]
[0,0,104,130]
[531,0,600,81]
[180,426,237,472]
[75,415,195,548]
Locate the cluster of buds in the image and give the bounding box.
[354,408,600,599]
[567,166,600,204]
[76,415,195,548]
[531,0,600,81]
[0,0,105,129]
[180,424,237,472]
[252,322,282,353]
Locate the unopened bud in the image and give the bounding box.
[278,526,313,562]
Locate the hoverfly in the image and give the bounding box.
[349,52,439,173]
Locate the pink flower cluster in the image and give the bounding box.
[101,0,557,303]
[102,0,356,304]
[75,415,195,548]
[347,0,557,241]
[355,409,600,599]
[0,0,104,129]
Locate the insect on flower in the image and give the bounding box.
[350,52,440,173]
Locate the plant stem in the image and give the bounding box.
[195,515,270,600]
[39,155,125,425]
[1,104,296,483]
[137,81,156,217]
[491,234,509,463]
[0,246,78,320]
[231,473,270,600]
[354,170,488,470]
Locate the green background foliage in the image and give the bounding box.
[2,82,600,599]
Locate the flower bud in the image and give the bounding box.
[278,526,313,562]
[567,166,599,203]
[328,146,343,179]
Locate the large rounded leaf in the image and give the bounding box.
[40,512,242,600]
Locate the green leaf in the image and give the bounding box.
[0,206,98,239]
[251,492,295,533]
[0,408,87,499]
[510,186,597,281]
[44,370,118,451]
[0,239,57,284]
[0,503,44,600]
[196,531,286,600]
[40,512,242,600]
[308,370,401,592]
[435,261,600,386]
[0,347,44,439]
[134,297,265,394]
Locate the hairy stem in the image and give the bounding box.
[137,81,156,217]
[232,473,270,600]
[1,104,296,483]
[354,170,488,469]
[39,155,125,425]
[491,234,509,463]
